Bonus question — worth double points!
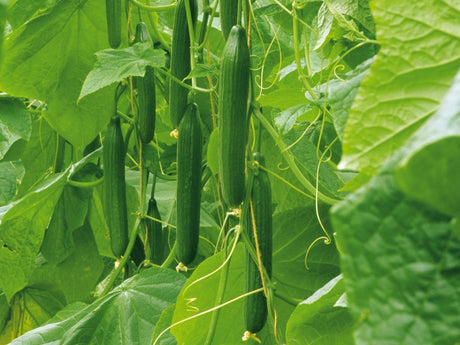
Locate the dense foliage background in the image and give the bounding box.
[0,0,459,344]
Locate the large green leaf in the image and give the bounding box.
[31,223,105,304]
[285,275,354,345]
[17,117,58,196]
[340,0,460,174]
[79,43,166,100]
[331,157,460,345]
[0,161,24,205]
[9,267,186,345]
[0,0,114,149]
[394,72,460,217]
[0,98,31,160]
[0,171,67,301]
[0,287,65,343]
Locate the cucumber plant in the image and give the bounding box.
[218,25,250,208]
[105,0,121,48]
[169,0,198,128]
[175,103,203,271]
[220,0,238,40]
[103,115,129,258]
[133,22,156,144]
[243,152,273,340]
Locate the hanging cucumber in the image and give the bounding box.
[145,197,164,264]
[243,152,273,338]
[133,22,156,143]
[103,115,129,258]
[169,0,198,128]
[220,0,238,40]
[218,25,250,208]
[105,0,121,48]
[176,103,202,270]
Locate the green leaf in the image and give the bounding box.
[0,0,115,149]
[17,117,58,195]
[394,72,460,217]
[0,171,67,301]
[285,275,355,345]
[0,287,65,344]
[0,98,31,160]
[340,0,460,174]
[0,161,24,205]
[331,157,460,345]
[7,0,55,29]
[328,57,374,141]
[9,267,186,345]
[170,243,251,345]
[31,223,105,304]
[273,206,340,300]
[0,289,8,334]
[79,43,166,100]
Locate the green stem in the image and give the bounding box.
[292,7,316,100]
[184,0,197,89]
[147,12,171,50]
[160,241,177,268]
[252,106,340,205]
[130,0,176,11]
[101,217,142,296]
[66,178,104,188]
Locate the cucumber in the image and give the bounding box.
[220,0,238,40]
[145,197,164,264]
[169,0,198,128]
[218,25,250,208]
[105,0,122,48]
[244,152,272,336]
[103,115,129,258]
[133,22,156,143]
[176,103,202,269]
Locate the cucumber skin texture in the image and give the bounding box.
[146,197,164,264]
[105,0,121,49]
[218,25,250,208]
[220,0,238,40]
[169,0,198,128]
[133,23,156,143]
[103,115,129,258]
[176,103,202,266]
[244,152,273,334]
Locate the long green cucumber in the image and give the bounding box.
[169,0,198,128]
[218,25,250,208]
[220,0,238,40]
[103,115,129,258]
[105,0,121,48]
[145,197,164,264]
[244,152,272,336]
[133,22,156,143]
[176,103,202,270]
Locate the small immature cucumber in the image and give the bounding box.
[169,0,198,128]
[244,152,273,336]
[145,197,164,264]
[218,25,250,208]
[219,0,238,40]
[103,115,129,258]
[105,0,122,49]
[133,22,156,143]
[176,103,202,269]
